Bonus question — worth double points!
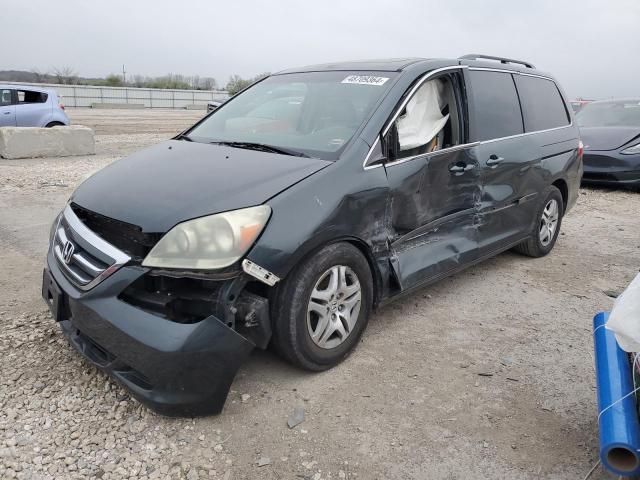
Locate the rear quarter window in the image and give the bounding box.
[17,90,48,104]
[467,70,524,142]
[514,75,570,131]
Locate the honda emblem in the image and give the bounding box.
[62,240,75,264]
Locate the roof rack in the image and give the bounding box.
[459,54,535,69]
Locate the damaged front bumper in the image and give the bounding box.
[42,247,267,417]
[582,152,640,187]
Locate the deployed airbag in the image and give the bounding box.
[397,79,449,151]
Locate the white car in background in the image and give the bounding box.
[0,85,69,127]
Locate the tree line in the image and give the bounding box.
[18,67,270,93]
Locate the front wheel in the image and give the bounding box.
[513,186,564,257]
[270,242,373,371]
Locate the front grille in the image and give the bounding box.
[53,206,131,290]
[54,225,108,285]
[71,204,160,260]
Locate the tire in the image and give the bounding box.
[270,242,373,371]
[45,122,64,128]
[514,186,564,257]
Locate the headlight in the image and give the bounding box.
[621,143,640,155]
[142,205,271,270]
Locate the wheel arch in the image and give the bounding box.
[276,234,387,309]
[551,177,568,211]
[341,236,385,308]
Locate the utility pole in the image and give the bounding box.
[122,65,126,85]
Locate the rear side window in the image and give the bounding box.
[514,75,570,131]
[467,71,523,142]
[17,90,48,104]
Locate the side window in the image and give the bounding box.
[0,89,12,106]
[467,71,523,142]
[16,90,48,104]
[514,75,570,131]
[391,75,461,160]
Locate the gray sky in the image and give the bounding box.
[5,0,639,98]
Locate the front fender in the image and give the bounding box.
[246,142,393,296]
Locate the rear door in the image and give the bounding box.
[512,74,577,213]
[0,88,16,126]
[380,68,481,289]
[465,69,542,256]
[15,89,51,127]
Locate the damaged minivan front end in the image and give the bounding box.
[43,202,285,416]
[41,136,335,416]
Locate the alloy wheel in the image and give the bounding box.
[539,198,559,247]
[306,265,362,349]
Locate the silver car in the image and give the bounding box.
[0,84,70,127]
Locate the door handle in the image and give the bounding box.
[449,163,475,173]
[3,111,11,115]
[486,155,504,166]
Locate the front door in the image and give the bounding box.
[0,89,16,127]
[381,69,481,290]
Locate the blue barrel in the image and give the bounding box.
[593,311,640,476]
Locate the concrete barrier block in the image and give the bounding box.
[185,104,207,110]
[0,126,95,159]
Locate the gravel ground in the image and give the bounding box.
[1,109,639,480]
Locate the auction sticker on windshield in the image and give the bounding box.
[341,75,389,86]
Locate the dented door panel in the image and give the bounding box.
[384,157,428,233]
[385,146,481,289]
[390,208,477,289]
[474,134,544,255]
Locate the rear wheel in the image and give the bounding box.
[271,242,373,371]
[514,186,564,257]
[45,121,64,128]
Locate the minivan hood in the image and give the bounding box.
[580,126,640,151]
[71,140,331,232]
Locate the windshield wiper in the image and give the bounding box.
[209,141,309,158]
[175,133,193,142]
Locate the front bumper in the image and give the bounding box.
[582,170,640,186]
[582,151,640,187]
[42,249,255,417]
